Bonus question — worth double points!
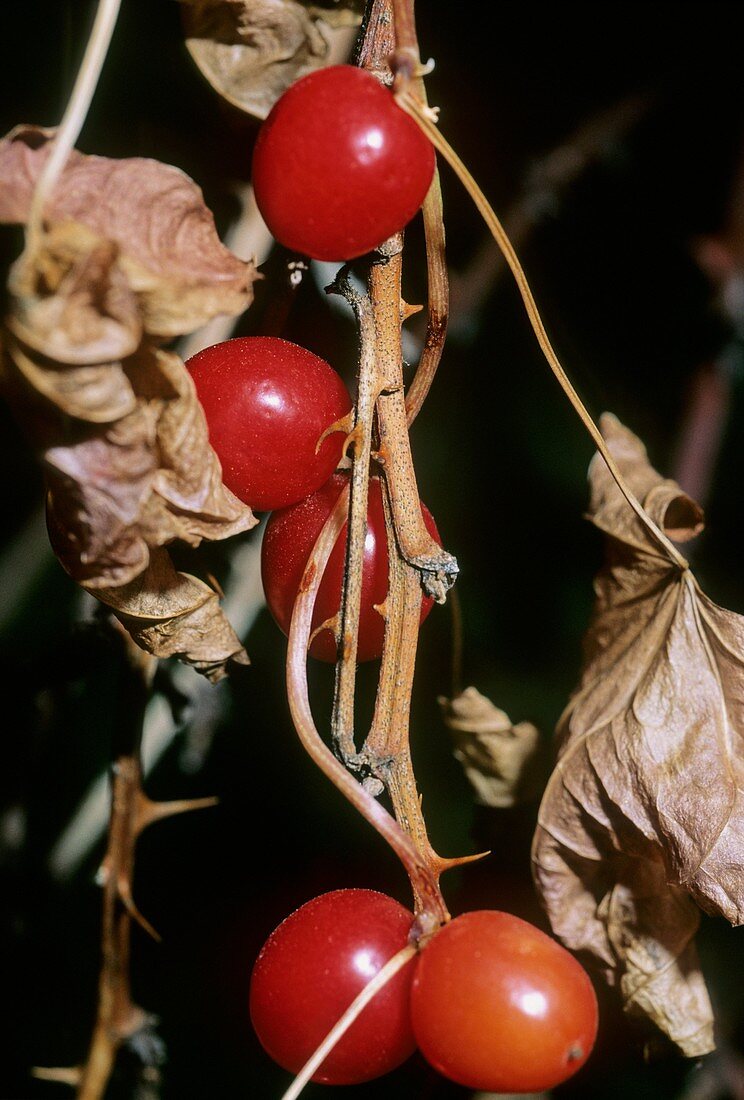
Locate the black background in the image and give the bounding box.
[1,3,743,1097]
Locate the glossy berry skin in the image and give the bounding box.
[187,336,351,512]
[411,910,598,1093]
[261,472,440,662]
[249,889,417,1084]
[252,64,436,261]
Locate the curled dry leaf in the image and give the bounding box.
[0,126,260,337]
[532,412,744,1056]
[440,687,542,807]
[181,0,361,119]
[1,137,259,679]
[94,549,250,683]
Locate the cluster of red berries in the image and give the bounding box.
[188,332,437,663]
[188,64,598,1092]
[189,63,442,662]
[249,889,598,1091]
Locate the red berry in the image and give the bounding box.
[252,64,436,261]
[410,910,598,1093]
[187,336,351,512]
[249,889,417,1084]
[260,472,440,662]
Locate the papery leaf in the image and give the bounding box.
[181,0,361,119]
[94,549,249,683]
[41,339,252,589]
[440,687,543,807]
[0,126,259,337]
[532,413,744,1055]
[2,186,256,679]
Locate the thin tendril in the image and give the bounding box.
[279,944,417,1100]
[396,88,688,572]
[26,0,122,253]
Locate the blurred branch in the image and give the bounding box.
[444,90,651,344]
[48,528,265,880]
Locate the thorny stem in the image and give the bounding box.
[284,0,468,927]
[280,945,417,1100]
[327,270,380,763]
[372,249,457,602]
[395,87,690,573]
[365,247,474,894]
[26,0,122,254]
[37,629,218,1099]
[75,638,156,1100]
[285,491,449,922]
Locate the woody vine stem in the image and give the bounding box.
[286,0,474,934]
[288,0,690,955]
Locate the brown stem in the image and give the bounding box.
[405,163,449,425]
[355,0,396,82]
[285,489,448,921]
[61,629,216,1099]
[372,251,458,602]
[78,759,151,1100]
[76,640,155,1100]
[363,249,471,903]
[326,270,382,764]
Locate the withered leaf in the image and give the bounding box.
[2,178,257,679]
[181,0,361,119]
[532,413,744,1056]
[440,687,543,807]
[0,126,259,337]
[95,549,249,684]
[42,336,252,589]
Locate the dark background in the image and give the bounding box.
[1,2,743,1097]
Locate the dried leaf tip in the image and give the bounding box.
[440,687,543,808]
[533,414,744,1057]
[181,0,362,120]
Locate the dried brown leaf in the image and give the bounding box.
[440,687,543,807]
[94,549,249,683]
[42,338,253,589]
[0,126,259,337]
[532,413,744,1055]
[181,0,361,119]
[2,186,256,679]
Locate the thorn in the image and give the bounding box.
[136,791,218,835]
[372,599,388,622]
[340,424,363,462]
[32,1066,82,1086]
[309,615,338,651]
[315,411,354,455]
[401,299,424,321]
[438,849,491,874]
[118,876,162,943]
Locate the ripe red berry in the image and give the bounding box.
[187,336,351,512]
[410,910,598,1093]
[260,472,440,662]
[251,64,436,261]
[249,889,417,1085]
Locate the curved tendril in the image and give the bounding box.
[396,87,689,572]
[26,0,122,253]
[279,944,417,1100]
